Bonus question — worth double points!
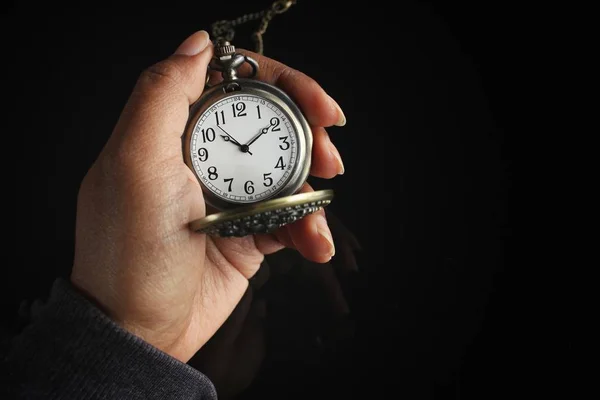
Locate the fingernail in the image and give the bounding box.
[316,213,335,259]
[330,143,345,175]
[174,30,210,56]
[329,96,346,127]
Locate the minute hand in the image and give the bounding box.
[246,126,271,147]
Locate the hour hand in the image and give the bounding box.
[217,126,252,155]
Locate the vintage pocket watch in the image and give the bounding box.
[183,40,333,237]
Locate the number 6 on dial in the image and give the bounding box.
[183,39,333,237]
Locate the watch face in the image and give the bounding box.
[189,93,300,205]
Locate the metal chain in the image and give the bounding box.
[210,0,297,55]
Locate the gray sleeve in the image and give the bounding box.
[2,278,218,400]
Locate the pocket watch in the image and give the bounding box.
[183,39,334,237]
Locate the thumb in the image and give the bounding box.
[108,30,213,162]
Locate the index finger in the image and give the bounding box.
[213,49,346,128]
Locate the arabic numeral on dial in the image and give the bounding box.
[256,105,262,119]
[215,110,225,126]
[208,166,218,180]
[197,148,208,161]
[263,173,273,187]
[232,102,246,117]
[275,156,286,170]
[201,128,215,143]
[244,180,255,194]
[223,178,234,192]
[279,136,290,150]
[270,117,281,131]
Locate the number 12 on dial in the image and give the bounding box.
[189,94,303,207]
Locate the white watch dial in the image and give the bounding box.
[190,94,299,204]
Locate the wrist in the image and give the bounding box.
[120,319,197,363]
[70,275,196,362]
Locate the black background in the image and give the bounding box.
[0,1,562,399]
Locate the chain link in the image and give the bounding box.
[210,0,297,55]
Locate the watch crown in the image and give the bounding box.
[214,39,236,58]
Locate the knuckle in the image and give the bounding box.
[265,59,292,84]
[274,65,294,84]
[238,49,318,92]
[239,50,289,82]
[272,62,319,94]
[138,59,184,92]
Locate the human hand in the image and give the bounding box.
[187,209,361,399]
[70,30,346,363]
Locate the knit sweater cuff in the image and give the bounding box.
[4,278,217,400]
